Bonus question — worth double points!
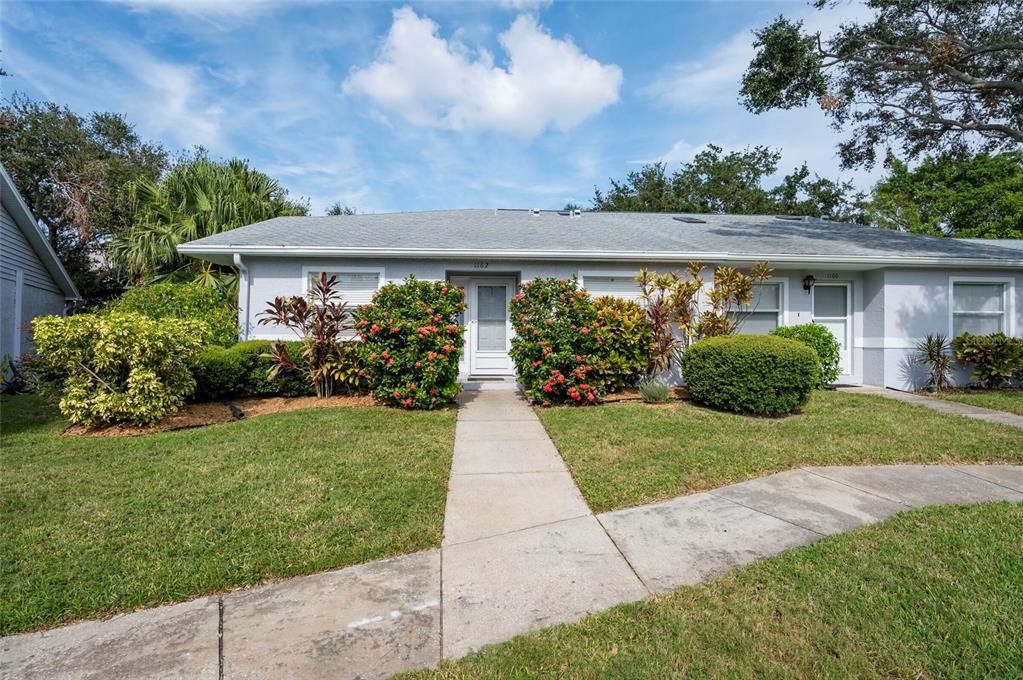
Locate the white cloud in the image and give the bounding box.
[495,0,552,9]
[342,7,622,137]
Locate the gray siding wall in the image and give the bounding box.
[1,203,66,357]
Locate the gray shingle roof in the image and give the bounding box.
[178,209,1023,264]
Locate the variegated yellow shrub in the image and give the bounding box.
[32,312,206,426]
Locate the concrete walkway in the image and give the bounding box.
[3,388,1022,679]
[840,385,1023,429]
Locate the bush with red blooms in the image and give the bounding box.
[509,277,603,405]
[354,276,466,409]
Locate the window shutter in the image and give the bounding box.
[311,271,381,306]
[583,276,643,302]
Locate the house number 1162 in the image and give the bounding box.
[472,262,490,269]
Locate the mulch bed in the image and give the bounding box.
[63,394,379,438]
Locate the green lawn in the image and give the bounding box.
[409,502,1023,679]
[938,389,1023,416]
[0,394,456,635]
[537,390,1023,513]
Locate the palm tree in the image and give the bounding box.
[111,155,308,290]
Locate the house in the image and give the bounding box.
[178,209,1023,390]
[1,164,80,361]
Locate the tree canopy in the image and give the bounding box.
[740,1,1023,168]
[593,144,863,221]
[866,152,1023,238]
[110,153,309,290]
[325,202,357,216]
[0,94,168,295]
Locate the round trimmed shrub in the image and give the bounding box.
[354,276,465,409]
[191,346,246,401]
[592,296,654,392]
[770,323,841,387]
[681,335,821,416]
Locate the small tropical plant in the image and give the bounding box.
[32,312,204,426]
[509,277,603,405]
[637,261,772,374]
[771,323,841,387]
[258,273,357,398]
[913,334,953,391]
[638,378,671,403]
[952,332,1023,389]
[355,276,466,409]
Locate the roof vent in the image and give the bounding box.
[558,209,584,217]
[673,216,707,224]
[530,208,541,216]
[775,215,817,222]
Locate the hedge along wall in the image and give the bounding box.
[355,276,465,409]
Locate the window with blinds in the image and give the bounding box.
[309,271,381,306]
[729,282,782,334]
[582,275,643,302]
[952,282,1006,336]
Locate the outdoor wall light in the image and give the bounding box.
[803,274,816,293]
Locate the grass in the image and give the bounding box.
[536,390,1023,513]
[937,388,1023,416]
[408,502,1023,679]
[0,393,456,635]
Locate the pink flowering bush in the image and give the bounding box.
[509,277,603,405]
[354,276,465,409]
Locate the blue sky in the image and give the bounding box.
[2,0,878,214]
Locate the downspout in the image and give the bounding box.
[233,253,251,341]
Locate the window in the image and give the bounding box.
[730,282,783,334]
[581,275,643,302]
[952,282,1006,336]
[306,270,381,306]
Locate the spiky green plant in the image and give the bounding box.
[914,334,953,391]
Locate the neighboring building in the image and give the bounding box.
[178,209,1023,390]
[1,164,80,360]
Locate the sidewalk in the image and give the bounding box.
[839,385,1023,429]
[3,387,1021,680]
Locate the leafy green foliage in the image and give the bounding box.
[355,276,465,409]
[638,378,671,404]
[105,282,238,347]
[509,278,603,405]
[741,3,1023,168]
[0,94,167,296]
[638,263,773,373]
[31,313,203,426]
[866,153,1023,239]
[592,296,654,392]
[258,273,359,398]
[191,346,246,402]
[593,145,862,221]
[681,335,820,416]
[913,334,954,391]
[110,152,308,290]
[952,332,1023,389]
[230,340,314,397]
[771,323,841,387]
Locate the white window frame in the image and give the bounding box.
[948,275,1015,337]
[300,266,385,304]
[729,277,788,331]
[578,269,645,302]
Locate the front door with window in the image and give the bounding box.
[467,277,516,376]
[812,283,851,376]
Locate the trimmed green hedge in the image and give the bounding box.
[106,283,238,347]
[191,346,246,401]
[681,334,821,416]
[189,340,315,401]
[771,323,841,387]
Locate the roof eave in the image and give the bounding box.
[176,244,1023,269]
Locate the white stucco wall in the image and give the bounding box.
[235,255,1021,390]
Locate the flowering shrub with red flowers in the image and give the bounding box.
[354,276,466,409]
[509,277,603,405]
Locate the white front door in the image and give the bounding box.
[468,277,516,376]
[812,282,851,376]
